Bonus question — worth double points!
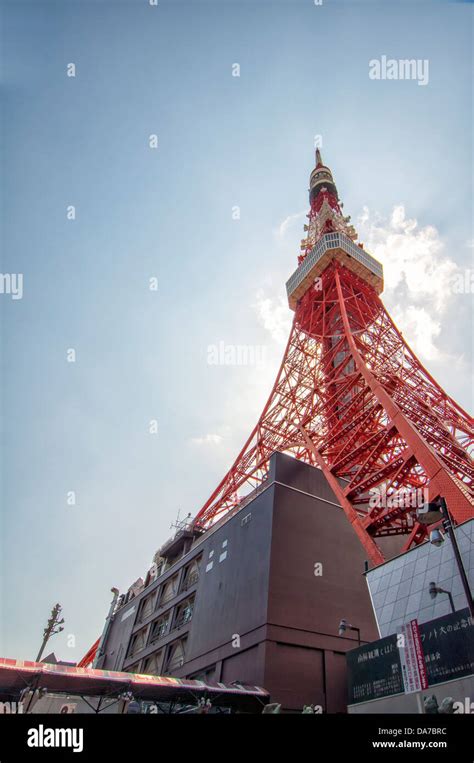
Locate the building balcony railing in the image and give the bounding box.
[180,571,199,593]
[150,623,169,643]
[171,610,193,633]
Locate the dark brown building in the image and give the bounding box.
[98,452,379,711]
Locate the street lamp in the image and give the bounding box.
[428,528,444,547]
[338,618,361,645]
[416,497,474,619]
[429,581,455,613]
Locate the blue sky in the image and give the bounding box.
[1,0,472,662]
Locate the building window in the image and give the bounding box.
[165,638,187,674]
[127,626,148,657]
[160,574,179,605]
[173,597,194,631]
[189,666,216,683]
[139,592,156,622]
[142,651,163,676]
[150,615,170,644]
[180,557,201,592]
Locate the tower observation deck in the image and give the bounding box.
[286,231,383,309]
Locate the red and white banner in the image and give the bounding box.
[400,619,429,694]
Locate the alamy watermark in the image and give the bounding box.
[450,269,474,294]
[0,701,24,713]
[369,56,429,87]
[453,698,474,713]
[0,273,23,300]
[207,341,266,367]
[27,724,83,753]
[369,485,429,510]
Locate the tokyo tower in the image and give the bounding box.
[193,149,474,566]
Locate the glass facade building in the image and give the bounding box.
[366,519,473,637]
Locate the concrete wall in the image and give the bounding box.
[268,476,378,641]
[99,599,138,671]
[184,484,274,672]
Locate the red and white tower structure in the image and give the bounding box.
[194,149,474,565]
[78,150,474,669]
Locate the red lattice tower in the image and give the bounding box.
[194,149,474,565]
[76,638,99,668]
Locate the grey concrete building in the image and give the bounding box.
[96,452,379,711]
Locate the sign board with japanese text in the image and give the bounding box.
[347,608,473,705]
[422,608,474,687]
[346,634,403,704]
[399,619,428,694]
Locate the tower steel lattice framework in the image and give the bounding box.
[193,150,474,566]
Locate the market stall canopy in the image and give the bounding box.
[0,658,269,711]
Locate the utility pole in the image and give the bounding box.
[36,603,65,663]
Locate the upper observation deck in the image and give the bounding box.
[286,232,384,310]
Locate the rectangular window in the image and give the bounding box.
[150,616,170,643]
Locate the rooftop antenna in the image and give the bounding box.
[170,509,192,533]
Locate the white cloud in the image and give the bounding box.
[254,288,292,345]
[389,305,441,362]
[358,205,370,226]
[275,210,306,239]
[358,204,462,361]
